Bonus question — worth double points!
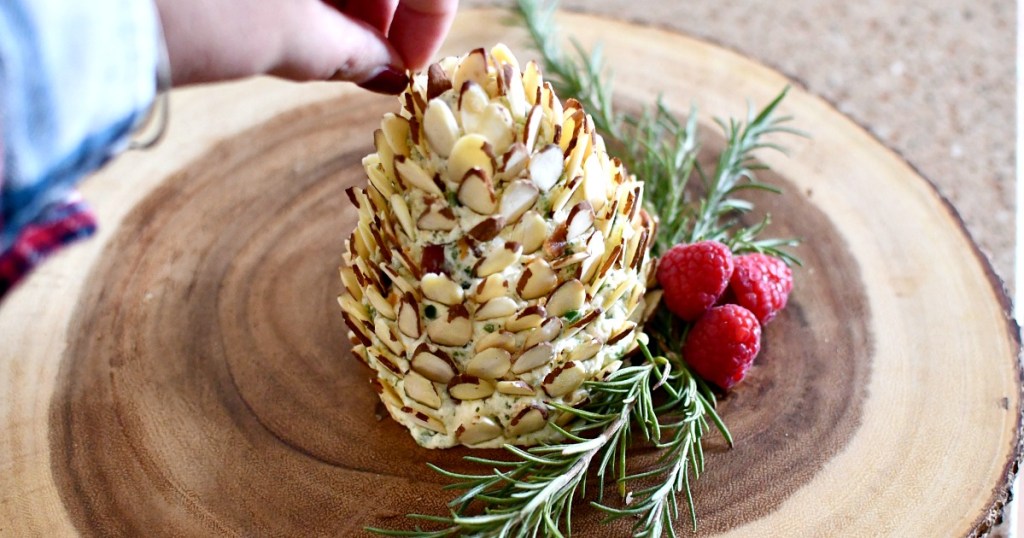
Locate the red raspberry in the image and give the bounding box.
[656,241,734,321]
[728,253,794,324]
[682,304,761,390]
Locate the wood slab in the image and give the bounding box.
[0,8,1019,537]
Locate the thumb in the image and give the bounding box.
[274,1,409,94]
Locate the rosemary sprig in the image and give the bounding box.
[370,1,799,536]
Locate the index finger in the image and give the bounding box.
[386,0,459,70]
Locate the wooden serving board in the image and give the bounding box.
[1,8,1019,537]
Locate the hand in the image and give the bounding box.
[154,0,458,93]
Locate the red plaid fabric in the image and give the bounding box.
[0,198,96,297]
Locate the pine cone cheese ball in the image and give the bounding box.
[338,44,656,448]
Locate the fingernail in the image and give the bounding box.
[357,66,408,95]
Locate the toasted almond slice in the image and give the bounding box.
[404,371,441,409]
[421,272,464,306]
[373,317,405,356]
[394,155,442,195]
[496,379,536,396]
[448,374,495,400]
[341,311,373,348]
[505,305,547,333]
[449,133,495,185]
[503,68,527,119]
[548,174,582,215]
[512,342,555,374]
[397,293,421,338]
[474,241,522,277]
[365,287,396,320]
[546,279,586,317]
[529,144,564,192]
[369,348,404,377]
[523,317,563,349]
[522,61,542,105]
[602,278,634,310]
[338,294,369,322]
[597,360,624,381]
[507,404,547,436]
[466,348,512,379]
[550,251,588,270]
[410,344,457,383]
[467,216,505,241]
[475,103,515,155]
[581,153,610,211]
[423,99,459,158]
[566,201,595,241]
[517,258,558,300]
[475,330,517,353]
[568,337,602,362]
[499,142,530,180]
[542,361,586,397]
[475,296,518,321]
[523,104,542,150]
[373,129,396,181]
[453,48,489,95]
[363,155,394,198]
[417,205,457,231]
[608,321,638,346]
[381,113,410,156]
[426,304,472,347]
[499,179,540,224]
[541,82,563,122]
[642,290,663,322]
[457,169,497,214]
[458,81,490,132]
[401,406,447,434]
[472,273,510,302]
[456,416,503,445]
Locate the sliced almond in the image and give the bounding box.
[602,278,634,310]
[456,416,503,445]
[510,211,547,255]
[448,374,495,400]
[568,337,602,362]
[426,62,453,100]
[421,272,464,305]
[542,361,586,397]
[339,267,363,302]
[608,321,638,346]
[458,81,490,132]
[475,296,518,321]
[598,359,624,381]
[401,406,447,434]
[426,304,472,347]
[542,223,568,259]
[397,293,421,338]
[452,48,489,95]
[410,344,458,383]
[498,179,539,224]
[507,404,548,436]
[390,194,416,240]
[475,103,515,155]
[363,155,394,198]
[581,153,610,211]
[546,279,586,317]
[496,379,536,396]
[423,99,459,158]
[466,348,512,379]
[523,105,542,150]
[475,330,517,353]
[642,290,664,322]
[467,216,506,242]
[566,201,595,240]
[472,273,510,302]
[516,258,558,300]
[505,305,547,333]
[373,129,396,181]
[474,241,522,277]
[371,377,403,409]
[457,169,497,214]
[368,348,403,377]
[550,251,588,270]
[549,174,583,215]
[373,317,405,356]
[511,342,555,374]
[523,317,563,349]
[340,311,372,348]
[364,287,395,320]
[499,142,530,180]
[381,113,411,156]
[449,133,495,185]
[579,231,606,282]
[394,155,442,195]
[416,205,457,231]
[419,244,447,276]
[404,371,441,409]
[528,144,564,192]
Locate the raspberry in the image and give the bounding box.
[682,304,761,390]
[728,253,794,324]
[656,241,734,321]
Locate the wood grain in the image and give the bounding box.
[1,8,1019,537]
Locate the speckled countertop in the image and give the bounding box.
[468,0,1018,533]
[468,0,1016,294]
